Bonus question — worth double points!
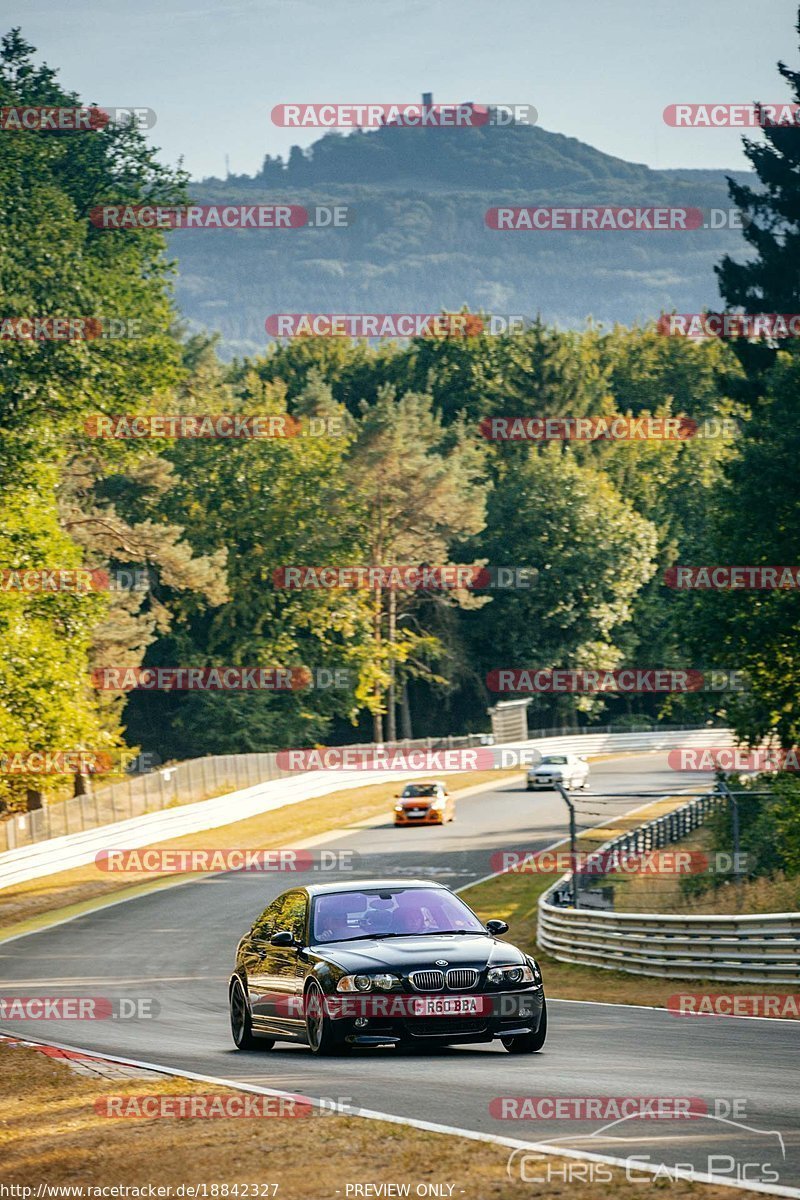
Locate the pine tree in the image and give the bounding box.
[693,6,800,748]
[715,8,800,391]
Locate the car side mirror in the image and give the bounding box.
[486,919,509,936]
[270,930,296,947]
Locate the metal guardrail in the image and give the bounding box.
[537,906,800,985]
[538,788,800,984]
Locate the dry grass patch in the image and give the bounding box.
[0,1041,768,1199]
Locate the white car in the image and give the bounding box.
[527,753,589,791]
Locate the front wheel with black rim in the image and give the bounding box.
[502,998,547,1054]
[304,980,340,1055]
[230,977,274,1051]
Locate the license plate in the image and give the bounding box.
[405,809,425,816]
[410,996,481,1016]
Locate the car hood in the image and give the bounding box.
[530,764,566,774]
[311,932,526,972]
[399,798,433,808]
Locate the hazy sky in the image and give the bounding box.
[11,0,800,179]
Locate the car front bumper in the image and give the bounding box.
[328,987,545,1045]
[394,809,444,824]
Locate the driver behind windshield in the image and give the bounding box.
[312,888,483,943]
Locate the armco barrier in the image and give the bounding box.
[0,726,730,891]
[537,905,800,985]
[538,768,800,984]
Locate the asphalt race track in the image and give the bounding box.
[1,753,798,1193]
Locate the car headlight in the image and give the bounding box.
[487,963,536,986]
[337,975,373,992]
[394,804,404,812]
[337,973,400,993]
[372,973,400,990]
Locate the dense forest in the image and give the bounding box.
[1,25,800,812]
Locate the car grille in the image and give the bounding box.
[408,1018,488,1037]
[409,970,445,991]
[446,968,479,990]
[408,968,480,991]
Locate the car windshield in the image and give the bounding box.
[311,887,485,944]
[542,755,568,765]
[402,785,437,797]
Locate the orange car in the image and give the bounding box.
[393,781,454,826]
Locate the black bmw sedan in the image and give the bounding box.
[229,879,546,1055]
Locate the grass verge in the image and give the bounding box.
[609,825,800,915]
[0,1040,768,1199]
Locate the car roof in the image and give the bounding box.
[299,878,450,897]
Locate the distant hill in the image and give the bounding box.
[170,114,752,358]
